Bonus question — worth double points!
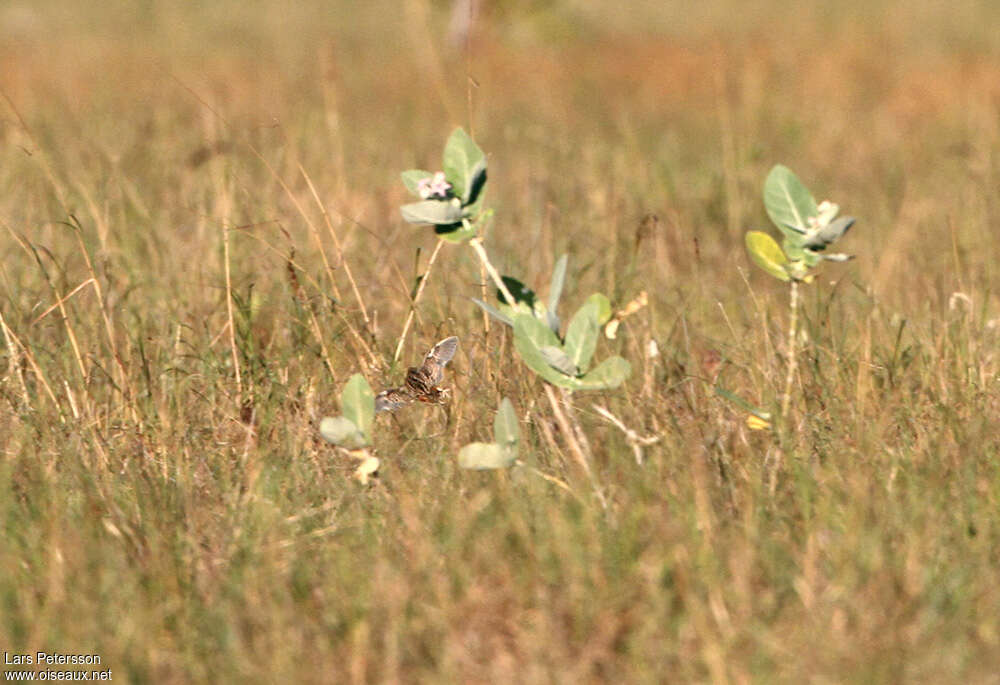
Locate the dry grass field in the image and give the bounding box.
[2,1,1000,682]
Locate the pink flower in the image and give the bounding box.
[418,172,452,200]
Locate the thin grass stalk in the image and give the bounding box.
[223,225,243,406]
[70,220,141,425]
[246,149,379,368]
[17,235,88,390]
[300,164,373,331]
[393,239,445,363]
[544,384,608,511]
[0,309,35,411]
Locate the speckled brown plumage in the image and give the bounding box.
[375,336,458,413]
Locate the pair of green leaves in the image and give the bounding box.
[472,255,629,391]
[746,165,855,282]
[513,307,630,390]
[472,254,574,331]
[319,374,375,449]
[400,128,488,243]
[457,398,520,470]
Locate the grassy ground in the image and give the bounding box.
[2,1,1000,682]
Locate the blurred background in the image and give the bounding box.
[0,0,1000,300]
[3,2,1000,682]
[3,0,998,316]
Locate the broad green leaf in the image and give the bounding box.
[782,235,806,262]
[463,157,488,205]
[401,199,464,226]
[563,300,599,374]
[401,169,433,196]
[493,398,519,451]
[586,292,613,325]
[471,298,514,327]
[341,373,375,442]
[442,127,484,202]
[746,231,791,282]
[497,299,550,325]
[458,442,516,470]
[531,301,551,324]
[801,250,822,268]
[496,302,533,322]
[572,356,631,390]
[513,314,576,387]
[514,312,560,348]
[319,416,368,449]
[539,345,579,376]
[763,165,818,241]
[546,254,569,333]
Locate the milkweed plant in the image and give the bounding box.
[322,128,639,497]
[744,164,857,424]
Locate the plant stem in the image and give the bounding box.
[468,236,517,306]
[592,403,661,465]
[393,239,445,363]
[781,279,800,421]
[224,226,242,406]
[544,384,608,510]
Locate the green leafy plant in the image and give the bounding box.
[745,164,855,283]
[397,127,519,310]
[469,254,628,508]
[478,254,570,330]
[319,374,380,483]
[319,373,375,449]
[473,254,604,329]
[458,397,520,470]
[472,255,627,391]
[512,310,630,391]
[393,127,510,363]
[742,164,857,424]
[456,398,576,498]
[398,131,627,509]
[400,127,488,243]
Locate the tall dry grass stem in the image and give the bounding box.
[392,239,445,363]
[544,384,608,510]
[593,404,661,466]
[69,219,140,425]
[0,309,38,411]
[300,164,373,331]
[246,149,379,369]
[223,225,243,406]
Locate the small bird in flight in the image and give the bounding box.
[375,336,458,413]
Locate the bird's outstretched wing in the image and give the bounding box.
[420,336,458,386]
[375,336,458,413]
[374,387,413,413]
